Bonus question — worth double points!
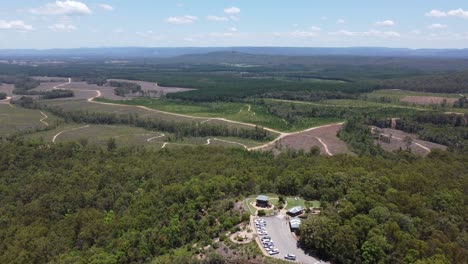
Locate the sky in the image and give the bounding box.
[1,0,468,49]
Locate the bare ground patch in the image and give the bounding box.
[108,79,195,98]
[260,123,351,155]
[372,127,447,155]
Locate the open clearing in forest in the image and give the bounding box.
[108,79,195,97]
[24,123,266,149]
[0,84,14,96]
[254,123,351,155]
[400,96,458,106]
[372,127,447,155]
[104,98,340,132]
[0,104,59,135]
[26,124,168,146]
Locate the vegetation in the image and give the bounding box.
[40,89,74,99]
[378,71,468,93]
[99,98,341,132]
[14,97,272,142]
[109,81,142,96]
[0,92,6,100]
[0,140,466,263]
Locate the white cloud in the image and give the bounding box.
[98,4,113,11]
[425,8,468,19]
[274,30,319,38]
[428,23,448,29]
[336,19,345,24]
[166,15,198,24]
[30,0,92,16]
[0,20,33,31]
[310,26,321,31]
[330,29,400,38]
[230,27,238,32]
[206,15,229,22]
[224,7,240,15]
[48,23,77,32]
[375,20,395,27]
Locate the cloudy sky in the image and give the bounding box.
[1,0,468,49]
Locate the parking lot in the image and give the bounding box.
[254,215,328,264]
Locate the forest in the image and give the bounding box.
[0,139,466,264]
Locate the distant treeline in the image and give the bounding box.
[378,71,468,93]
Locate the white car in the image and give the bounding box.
[284,254,296,260]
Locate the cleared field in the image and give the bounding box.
[258,123,351,155]
[103,98,340,132]
[108,79,195,97]
[372,127,447,155]
[24,123,266,150]
[26,124,166,146]
[0,104,60,135]
[400,96,458,106]
[366,89,461,101]
[0,84,14,96]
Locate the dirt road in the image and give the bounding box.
[52,125,90,143]
[52,78,348,153]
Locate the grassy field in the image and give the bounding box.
[365,89,462,101]
[24,123,267,150]
[97,98,341,132]
[0,104,61,135]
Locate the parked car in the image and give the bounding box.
[284,254,296,260]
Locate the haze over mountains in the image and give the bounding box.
[2,47,468,59]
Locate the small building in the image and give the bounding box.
[289,218,302,232]
[287,206,304,217]
[256,195,269,208]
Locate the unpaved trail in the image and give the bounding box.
[380,133,431,153]
[212,138,248,149]
[248,122,344,151]
[413,142,431,152]
[205,138,211,145]
[39,111,49,126]
[315,137,332,156]
[147,133,165,142]
[52,78,71,90]
[0,96,12,102]
[56,78,351,153]
[113,133,160,139]
[52,125,90,143]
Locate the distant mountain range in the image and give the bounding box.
[1,47,468,59]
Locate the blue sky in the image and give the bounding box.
[1,0,468,49]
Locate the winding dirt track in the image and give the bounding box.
[39,111,49,126]
[205,138,249,149]
[51,78,346,153]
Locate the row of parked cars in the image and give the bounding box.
[255,219,279,255]
[254,218,296,261]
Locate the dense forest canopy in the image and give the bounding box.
[0,141,466,263]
